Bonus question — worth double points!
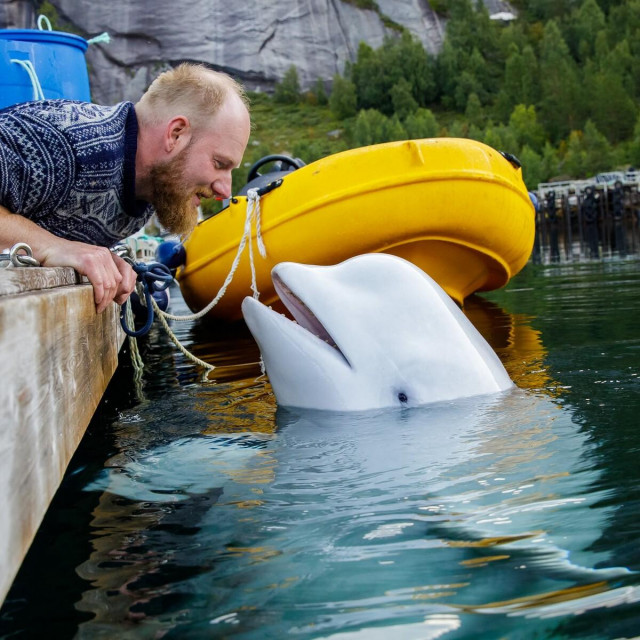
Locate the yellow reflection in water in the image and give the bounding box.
[464,295,556,395]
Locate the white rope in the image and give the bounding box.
[250,189,267,259]
[37,14,53,31]
[150,297,216,382]
[123,193,266,383]
[87,32,111,45]
[10,59,45,100]
[159,190,267,322]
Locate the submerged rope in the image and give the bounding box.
[150,297,216,381]
[124,295,146,399]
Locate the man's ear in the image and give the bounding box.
[165,116,192,153]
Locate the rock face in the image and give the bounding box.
[1,0,514,104]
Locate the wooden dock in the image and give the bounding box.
[534,170,640,262]
[0,266,125,605]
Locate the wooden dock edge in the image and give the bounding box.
[0,267,125,605]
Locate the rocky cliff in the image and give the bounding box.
[1,0,513,104]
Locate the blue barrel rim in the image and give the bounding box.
[0,28,88,52]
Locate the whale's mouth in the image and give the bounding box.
[272,272,349,364]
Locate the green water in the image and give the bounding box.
[1,259,640,639]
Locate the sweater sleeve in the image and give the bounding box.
[0,108,75,220]
[0,123,29,214]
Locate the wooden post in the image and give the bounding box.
[0,267,125,605]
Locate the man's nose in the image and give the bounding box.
[213,174,232,200]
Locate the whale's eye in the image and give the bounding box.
[398,392,408,403]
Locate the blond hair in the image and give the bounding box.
[136,63,248,130]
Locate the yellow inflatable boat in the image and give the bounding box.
[177,138,535,321]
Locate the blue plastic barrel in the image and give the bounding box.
[0,29,90,109]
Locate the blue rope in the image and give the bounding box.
[120,261,173,337]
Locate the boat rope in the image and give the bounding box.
[159,184,270,322]
[124,294,145,398]
[119,260,217,382]
[117,184,275,382]
[149,296,216,381]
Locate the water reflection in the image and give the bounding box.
[464,295,555,394]
[2,266,640,639]
[74,386,631,637]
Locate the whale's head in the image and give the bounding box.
[241,254,512,411]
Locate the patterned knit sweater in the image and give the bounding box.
[0,99,154,247]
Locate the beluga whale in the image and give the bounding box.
[241,253,513,411]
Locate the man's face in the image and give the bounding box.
[149,96,251,237]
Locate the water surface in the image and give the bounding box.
[2,259,640,639]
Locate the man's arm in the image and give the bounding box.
[0,205,137,313]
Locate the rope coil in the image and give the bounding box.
[119,261,173,337]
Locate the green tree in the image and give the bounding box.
[520,45,539,105]
[329,74,357,119]
[465,92,483,128]
[454,70,483,111]
[587,71,637,143]
[384,115,407,142]
[447,120,468,138]
[502,44,525,111]
[605,39,637,98]
[560,121,612,179]
[582,120,614,175]
[524,0,577,21]
[538,20,581,141]
[350,33,435,114]
[562,130,588,178]
[481,124,518,156]
[353,109,389,146]
[380,31,436,105]
[403,108,439,139]
[391,78,418,120]
[313,78,328,106]
[274,66,301,104]
[519,145,545,190]
[508,104,545,152]
[567,0,606,62]
[349,42,384,110]
[435,38,459,109]
[541,142,560,181]
[628,115,640,166]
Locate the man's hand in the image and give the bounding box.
[0,206,137,313]
[42,240,137,313]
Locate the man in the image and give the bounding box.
[0,63,251,312]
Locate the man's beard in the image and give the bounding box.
[148,147,207,237]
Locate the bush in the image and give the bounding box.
[404,108,439,139]
[274,66,301,104]
[391,78,418,120]
[329,75,357,119]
